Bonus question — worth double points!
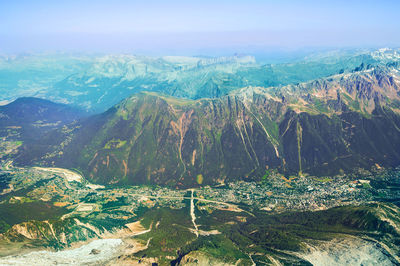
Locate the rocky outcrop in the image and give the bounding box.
[3,218,106,249]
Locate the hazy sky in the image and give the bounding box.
[1,0,400,54]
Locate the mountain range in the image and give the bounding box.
[2,48,399,113]
[7,50,400,187]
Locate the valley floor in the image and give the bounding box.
[0,162,400,265]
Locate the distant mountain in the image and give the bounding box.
[47,52,383,112]
[46,54,257,112]
[16,65,400,187]
[0,53,92,103]
[2,49,399,114]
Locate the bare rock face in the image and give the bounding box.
[90,248,101,255]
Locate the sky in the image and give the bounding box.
[1,0,400,55]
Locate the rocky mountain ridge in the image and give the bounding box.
[14,65,400,187]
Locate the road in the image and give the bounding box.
[190,189,199,237]
[122,192,241,209]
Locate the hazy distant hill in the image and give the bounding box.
[0,97,85,141]
[0,53,92,103]
[3,49,398,113]
[47,52,382,112]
